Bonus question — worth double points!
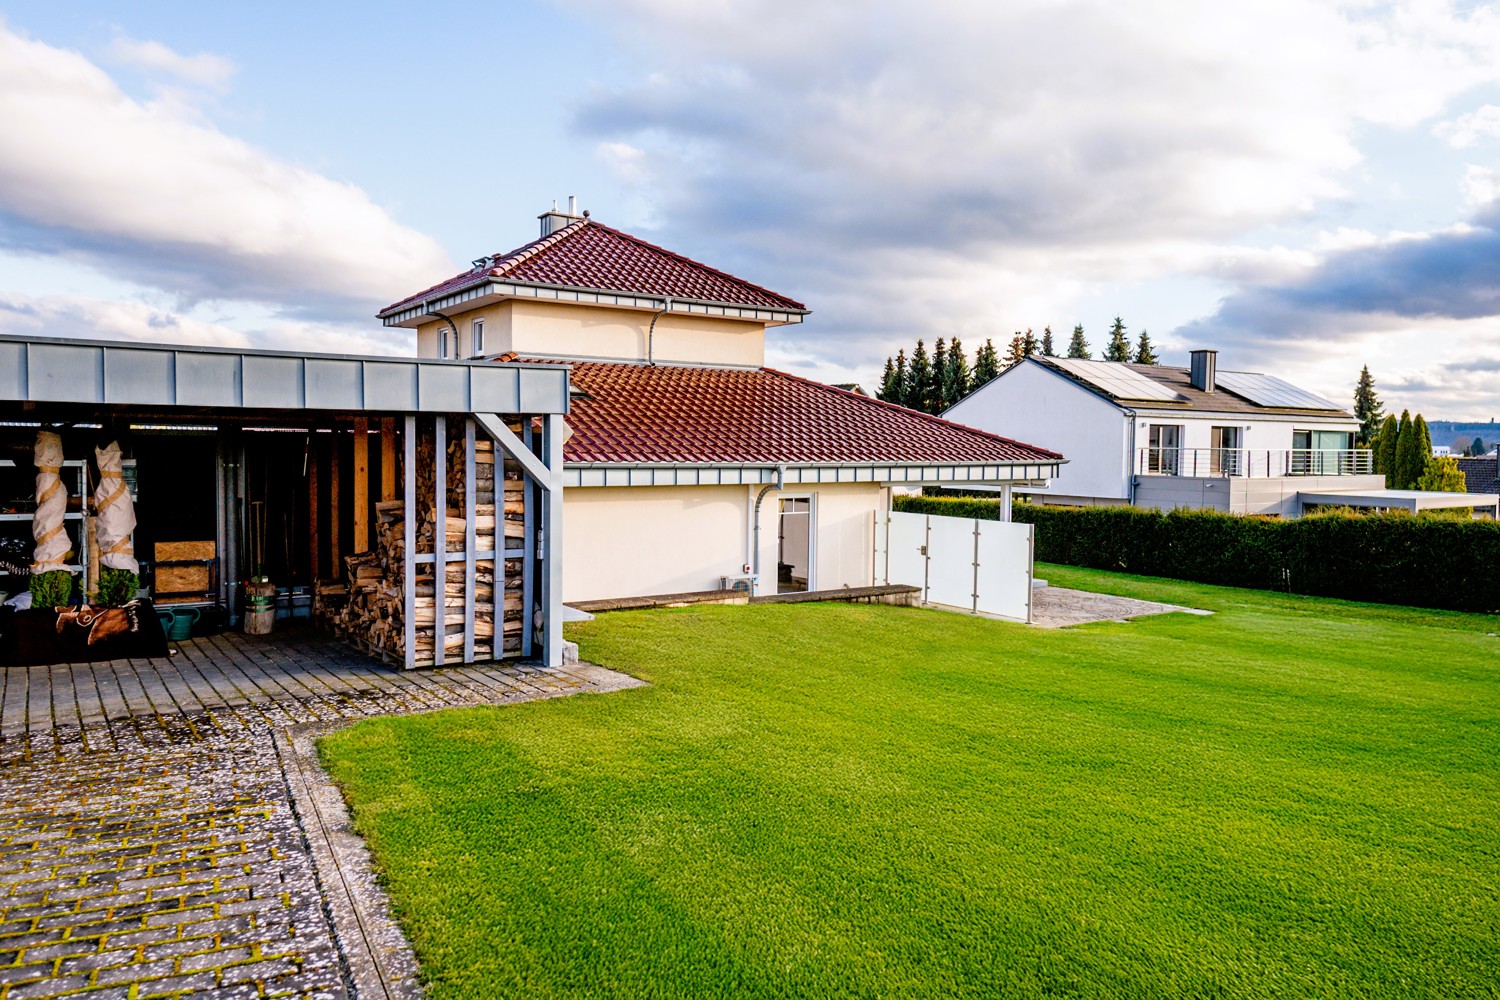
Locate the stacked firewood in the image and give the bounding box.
[325,422,529,666]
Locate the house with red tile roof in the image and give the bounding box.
[380,203,1063,602]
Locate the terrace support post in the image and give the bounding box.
[307,438,320,579]
[403,416,416,670]
[380,417,397,501]
[353,416,369,554]
[999,484,1013,522]
[329,433,342,579]
[542,413,566,668]
[434,416,447,667]
[521,420,536,660]
[464,418,477,664]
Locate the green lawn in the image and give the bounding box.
[319,566,1500,998]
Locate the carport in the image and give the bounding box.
[1297,487,1500,518]
[0,333,570,668]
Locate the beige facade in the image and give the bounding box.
[563,482,887,602]
[418,300,767,368]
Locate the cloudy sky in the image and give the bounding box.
[2,1,1500,417]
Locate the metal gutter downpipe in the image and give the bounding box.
[751,466,786,592]
[1125,406,1138,506]
[646,297,672,366]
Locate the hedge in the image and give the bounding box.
[892,495,1500,613]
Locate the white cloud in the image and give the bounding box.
[1435,103,1500,147]
[0,21,454,318]
[104,35,236,91]
[1462,164,1500,205]
[0,291,411,356]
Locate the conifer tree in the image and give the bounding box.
[1066,324,1089,359]
[1374,413,1398,481]
[1022,328,1039,357]
[1104,317,1131,362]
[972,339,1000,386]
[893,349,909,409]
[942,336,971,408]
[878,356,898,404]
[1472,436,1487,457]
[1416,455,1466,492]
[1040,326,1055,357]
[1134,330,1158,365]
[1353,366,1383,446]
[1393,409,1417,488]
[930,338,948,412]
[908,340,932,414]
[1413,414,1433,478]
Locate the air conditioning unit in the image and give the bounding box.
[720,574,757,594]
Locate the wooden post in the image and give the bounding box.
[329,431,342,579]
[308,437,321,579]
[353,416,370,554]
[380,417,397,501]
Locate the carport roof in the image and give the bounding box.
[1298,488,1500,512]
[0,333,570,416]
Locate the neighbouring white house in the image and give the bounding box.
[944,350,1389,517]
[379,203,1064,602]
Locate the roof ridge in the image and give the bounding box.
[584,221,807,311]
[487,220,590,279]
[762,367,1064,460]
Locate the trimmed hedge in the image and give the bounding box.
[893,494,1500,613]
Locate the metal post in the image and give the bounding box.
[971,519,980,614]
[464,418,476,664]
[520,421,535,659]
[403,416,416,670]
[542,413,565,668]
[434,416,446,666]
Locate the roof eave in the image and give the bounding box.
[379,277,809,328]
[563,459,1066,489]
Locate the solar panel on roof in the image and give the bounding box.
[1047,357,1183,402]
[1214,370,1342,410]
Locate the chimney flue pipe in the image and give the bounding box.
[1189,349,1217,392]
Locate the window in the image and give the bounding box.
[438,328,451,359]
[1211,426,1242,475]
[471,318,485,356]
[1146,424,1182,475]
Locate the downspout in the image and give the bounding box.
[646,297,672,366]
[429,307,460,359]
[751,465,786,591]
[1125,406,1138,506]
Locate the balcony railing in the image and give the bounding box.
[1136,448,1373,478]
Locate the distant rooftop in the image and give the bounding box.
[1033,356,1352,417]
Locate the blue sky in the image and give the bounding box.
[2,1,1500,418]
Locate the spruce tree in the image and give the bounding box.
[1104,317,1131,362]
[943,336,971,407]
[1066,324,1089,359]
[930,338,948,412]
[1022,328,1039,357]
[893,349,909,409]
[1374,413,1398,481]
[1416,455,1467,492]
[973,339,1000,385]
[878,357,898,404]
[908,341,932,414]
[1134,330,1158,365]
[1473,436,1487,457]
[1353,366,1383,446]
[1393,409,1416,488]
[1040,326,1055,357]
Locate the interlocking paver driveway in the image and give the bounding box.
[0,626,633,998]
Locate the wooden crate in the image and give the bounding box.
[154,540,216,602]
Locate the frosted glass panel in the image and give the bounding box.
[925,513,976,610]
[975,521,1032,621]
[885,511,927,590]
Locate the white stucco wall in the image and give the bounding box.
[563,482,886,602]
[945,362,1129,501]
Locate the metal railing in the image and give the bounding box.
[1136,448,1373,478]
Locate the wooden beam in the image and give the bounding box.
[380,417,397,501]
[329,431,342,578]
[353,416,370,554]
[307,437,321,579]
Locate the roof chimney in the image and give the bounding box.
[1189,349,1217,392]
[537,195,584,237]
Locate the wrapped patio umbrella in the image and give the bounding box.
[31,430,70,576]
[93,440,139,574]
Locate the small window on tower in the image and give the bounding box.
[439,328,450,358]
[472,318,485,356]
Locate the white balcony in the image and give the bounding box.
[1136,448,1374,478]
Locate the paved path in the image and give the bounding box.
[1030,585,1210,628]
[0,627,641,999]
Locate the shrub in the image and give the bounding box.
[892,495,1500,613]
[96,567,140,607]
[29,570,75,608]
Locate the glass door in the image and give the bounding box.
[1211,426,1242,475]
[777,497,813,594]
[1147,425,1181,475]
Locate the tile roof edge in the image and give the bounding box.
[582,221,808,312]
[761,366,1065,461]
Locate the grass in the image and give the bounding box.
[319,566,1500,998]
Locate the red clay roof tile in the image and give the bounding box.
[505,358,1060,466]
[381,220,806,317]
